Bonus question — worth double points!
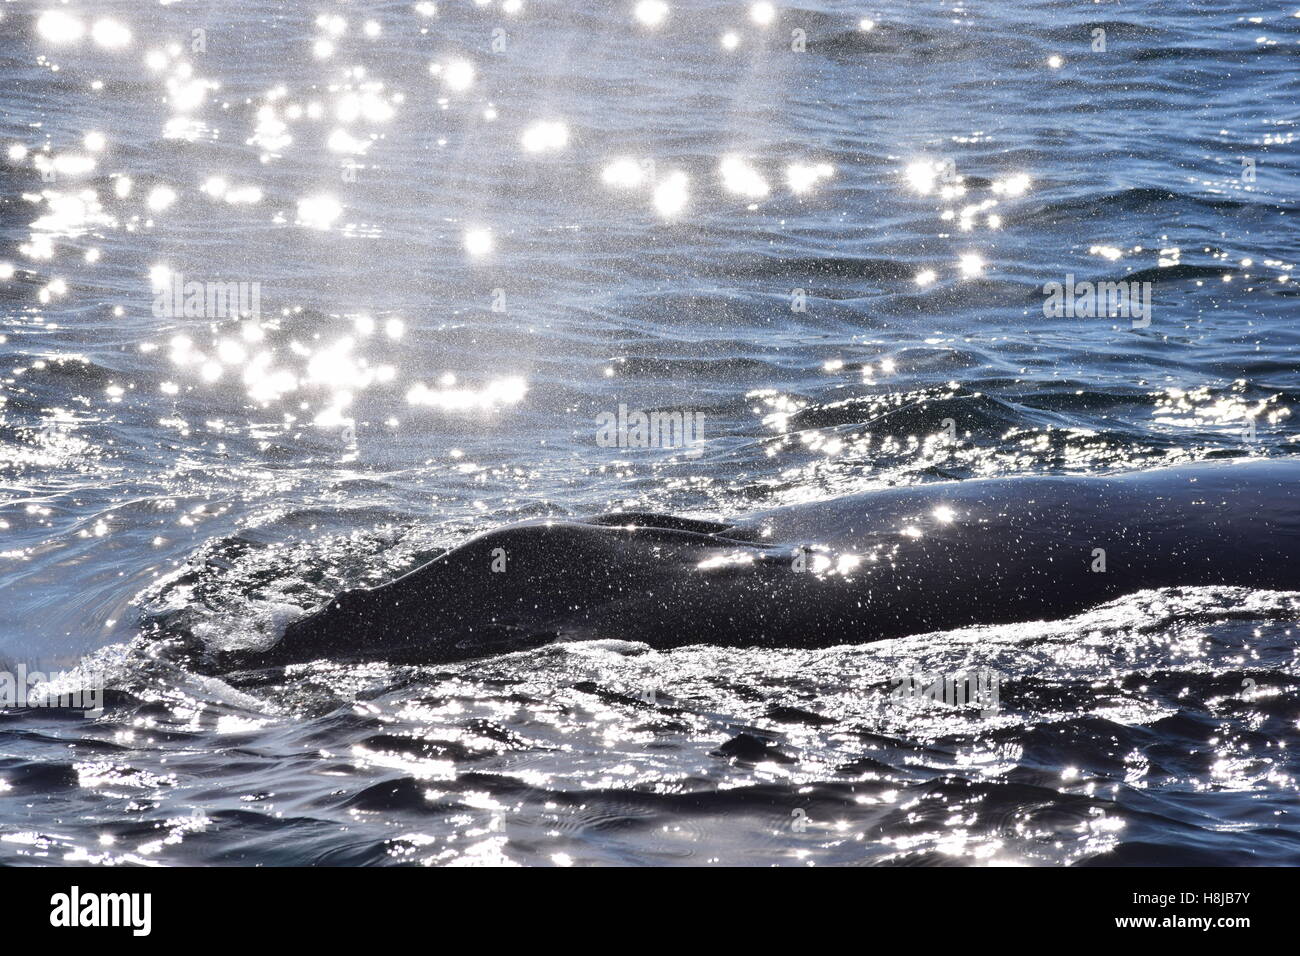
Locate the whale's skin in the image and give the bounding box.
[252,459,1300,667]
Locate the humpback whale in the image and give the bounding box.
[251,459,1300,668]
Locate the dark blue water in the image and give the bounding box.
[0,0,1297,865]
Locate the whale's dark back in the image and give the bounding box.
[253,460,1300,668]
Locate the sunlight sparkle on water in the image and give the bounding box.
[224,185,262,205]
[37,10,85,44]
[601,158,647,189]
[653,171,689,217]
[958,252,985,278]
[991,173,1032,197]
[407,376,528,412]
[91,18,132,49]
[335,88,396,124]
[521,120,569,153]
[720,155,769,199]
[296,194,342,229]
[146,186,177,212]
[328,129,371,154]
[316,14,347,36]
[786,162,834,195]
[464,228,494,256]
[634,1,670,28]
[904,159,956,196]
[439,59,475,91]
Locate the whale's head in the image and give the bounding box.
[241,517,763,669]
[259,574,564,668]
[258,586,391,666]
[248,525,597,667]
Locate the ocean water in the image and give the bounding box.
[0,0,1298,866]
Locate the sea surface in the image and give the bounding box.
[1,0,1298,866]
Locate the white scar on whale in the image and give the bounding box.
[245,459,1300,668]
